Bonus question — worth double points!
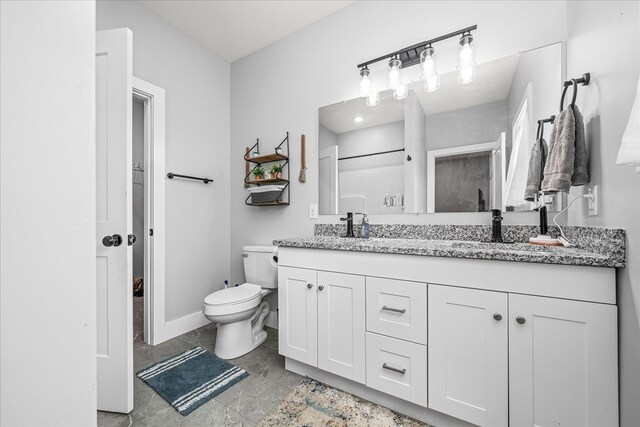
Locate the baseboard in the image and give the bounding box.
[159,311,211,344]
[265,310,278,329]
[285,358,475,427]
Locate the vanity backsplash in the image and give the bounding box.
[314,223,626,264]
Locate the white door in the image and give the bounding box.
[278,267,318,366]
[319,146,338,215]
[509,294,618,427]
[317,271,366,384]
[428,285,508,427]
[96,28,133,413]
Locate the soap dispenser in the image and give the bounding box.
[361,213,370,239]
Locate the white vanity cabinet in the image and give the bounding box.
[429,286,618,427]
[277,247,619,427]
[278,266,366,383]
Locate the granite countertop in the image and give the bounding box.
[273,236,624,268]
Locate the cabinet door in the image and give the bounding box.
[428,285,508,427]
[509,294,618,427]
[317,271,366,384]
[278,266,318,366]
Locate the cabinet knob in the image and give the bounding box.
[307,283,313,289]
[516,316,526,324]
[318,285,325,291]
[493,313,503,321]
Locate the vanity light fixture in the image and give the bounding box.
[457,31,476,84]
[388,57,402,88]
[353,116,364,123]
[356,25,477,101]
[420,44,440,92]
[359,66,371,97]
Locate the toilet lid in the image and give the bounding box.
[204,283,261,306]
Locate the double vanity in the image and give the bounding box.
[274,224,625,427]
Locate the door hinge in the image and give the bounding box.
[149,229,154,236]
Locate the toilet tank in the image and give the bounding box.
[242,245,278,289]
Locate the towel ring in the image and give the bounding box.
[560,78,578,112]
[536,121,544,141]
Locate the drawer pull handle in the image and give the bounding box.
[382,306,406,314]
[382,363,406,375]
[493,313,503,321]
[516,316,526,324]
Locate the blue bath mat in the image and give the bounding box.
[137,346,248,416]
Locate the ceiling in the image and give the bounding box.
[137,0,353,62]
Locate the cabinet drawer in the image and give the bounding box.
[366,277,427,344]
[365,332,427,407]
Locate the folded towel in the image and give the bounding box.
[541,106,575,193]
[524,138,548,201]
[571,104,589,185]
[617,75,640,171]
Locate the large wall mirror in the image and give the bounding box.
[318,43,563,215]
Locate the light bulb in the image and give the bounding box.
[457,33,476,85]
[425,75,440,92]
[359,66,371,97]
[420,45,440,92]
[393,84,408,100]
[366,91,379,107]
[388,58,402,88]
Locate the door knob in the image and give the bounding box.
[102,234,123,247]
[128,234,136,246]
[307,283,313,289]
[318,285,325,291]
[493,313,503,321]
[516,316,526,324]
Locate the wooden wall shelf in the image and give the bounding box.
[244,132,290,206]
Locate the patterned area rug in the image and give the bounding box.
[137,346,248,416]
[258,378,430,426]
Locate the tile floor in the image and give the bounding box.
[97,297,302,427]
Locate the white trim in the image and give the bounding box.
[132,77,166,346]
[162,311,212,342]
[427,141,500,213]
[319,146,339,215]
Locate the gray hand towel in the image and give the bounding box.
[524,138,548,201]
[571,104,589,185]
[541,106,576,193]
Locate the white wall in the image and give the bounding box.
[0,1,97,425]
[565,2,640,425]
[97,0,231,322]
[230,0,567,281]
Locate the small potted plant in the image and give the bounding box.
[270,163,284,179]
[253,166,265,181]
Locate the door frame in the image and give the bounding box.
[132,77,166,346]
[427,140,500,213]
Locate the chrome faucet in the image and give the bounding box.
[490,209,503,243]
[340,212,355,238]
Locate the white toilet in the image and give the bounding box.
[203,245,277,359]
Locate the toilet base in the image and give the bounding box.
[213,300,270,359]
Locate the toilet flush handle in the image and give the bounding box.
[242,253,248,258]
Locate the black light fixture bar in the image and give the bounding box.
[356,25,478,69]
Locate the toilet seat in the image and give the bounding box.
[203,283,262,317]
